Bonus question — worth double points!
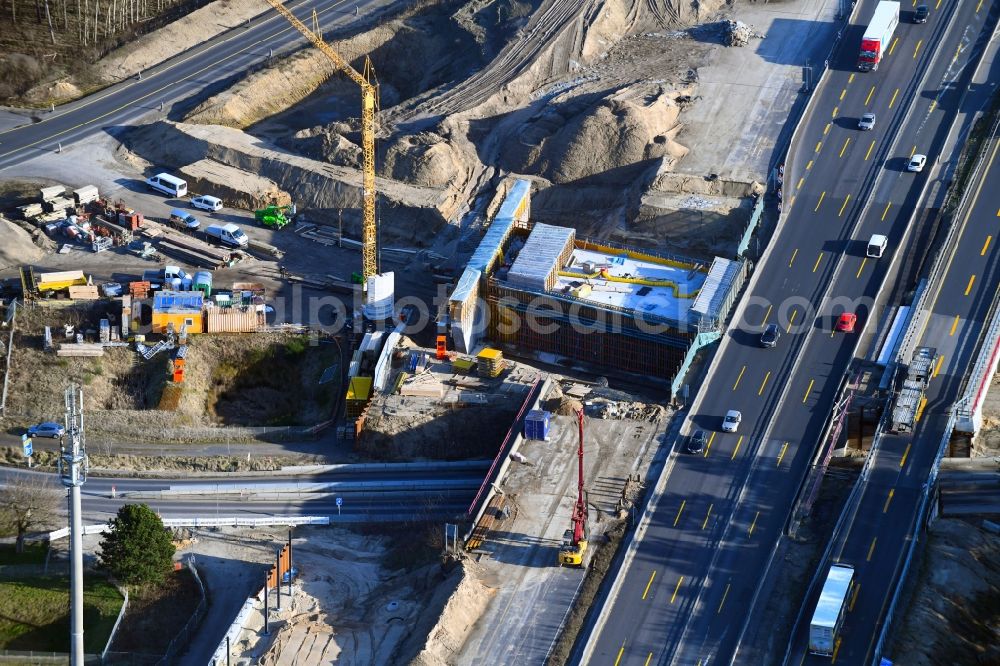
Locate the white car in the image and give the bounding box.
[907,154,927,172]
[191,195,223,212]
[858,113,876,131]
[722,410,742,433]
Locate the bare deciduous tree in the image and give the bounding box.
[0,474,63,553]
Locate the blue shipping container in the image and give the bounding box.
[523,409,551,441]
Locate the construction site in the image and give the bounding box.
[3,0,998,663]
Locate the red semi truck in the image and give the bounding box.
[858,1,900,71]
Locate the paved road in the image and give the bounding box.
[0,0,391,171]
[581,1,998,663]
[0,462,486,523]
[788,98,1000,665]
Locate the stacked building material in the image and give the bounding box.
[477,348,505,378]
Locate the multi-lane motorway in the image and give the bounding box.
[582,0,999,663]
[788,108,1000,665]
[0,0,389,171]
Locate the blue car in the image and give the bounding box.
[27,422,65,438]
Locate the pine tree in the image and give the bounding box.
[97,503,176,587]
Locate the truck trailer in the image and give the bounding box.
[808,563,855,655]
[858,1,900,71]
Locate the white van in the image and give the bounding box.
[191,195,223,212]
[204,222,248,249]
[146,172,187,197]
[866,234,888,258]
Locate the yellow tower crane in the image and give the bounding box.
[261,0,378,284]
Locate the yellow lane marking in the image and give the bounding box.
[849,583,861,611]
[832,637,843,664]
[704,432,716,458]
[856,257,867,278]
[787,308,799,333]
[910,145,917,157]
[718,582,731,614]
[790,194,796,208]
[815,191,826,212]
[763,304,773,324]
[929,99,937,113]
[803,379,815,403]
[934,355,944,378]
[982,235,992,255]
[914,39,923,59]
[935,0,941,9]
[849,73,855,83]
[816,141,823,153]
[642,570,657,600]
[888,36,899,56]
[797,177,805,189]
[867,537,877,562]
[674,500,686,527]
[865,140,876,161]
[777,442,789,466]
[889,88,900,108]
[758,372,770,396]
[824,122,832,135]
[978,0,984,12]
[953,45,962,64]
[950,315,960,336]
[832,105,839,118]
[807,159,814,170]
[839,194,852,217]
[644,653,653,666]
[882,202,892,221]
[839,88,847,101]
[965,274,976,295]
[916,396,928,422]
[883,489,895,513]
[671,576,684,604]
[813,252,823,273]
[702,503,714,530]
[789,248,799,267]
[732,434,745,460]
[614,641,626,666]
[900,443,912,468]
[748,511,761,538]
[865,85,875,106]
[839,137,851,158]
[733,365,747,390]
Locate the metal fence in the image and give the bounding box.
[869,411,956,664]
[0,650,100,664]
[0,299,17,417]
[158,561,207,665]
[736,191,766,258]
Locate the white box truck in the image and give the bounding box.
[809,563,854,655]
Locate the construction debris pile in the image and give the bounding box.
[722,20,754,47]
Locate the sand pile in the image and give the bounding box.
[185,49,341,129]
[0,217,45,269]
[500,85,689,184]
[179,159,292,210]
[404,561,495,666]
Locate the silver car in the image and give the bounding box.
[858,113,876,131]
[722,410,742,433]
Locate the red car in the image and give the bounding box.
[836,312,857,332]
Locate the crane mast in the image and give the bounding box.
[261,0,379,282]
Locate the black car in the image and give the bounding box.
[760,323,780,348]
[914,5,928,22]
[686,430,708,454]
